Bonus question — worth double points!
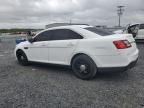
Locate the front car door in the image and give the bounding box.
[26,31,52,63]
[127,24,139,38]
[137,24,144,39]
[48,29,83,65]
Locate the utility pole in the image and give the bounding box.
[117,6,125,27]
[69,19,72,25]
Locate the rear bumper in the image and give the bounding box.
[98,58,138,73]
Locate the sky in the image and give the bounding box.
[0,0,144,29]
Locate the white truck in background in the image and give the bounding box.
[114,23,144,41]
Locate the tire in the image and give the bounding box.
[72,54,97,80]
[16,50,29,66]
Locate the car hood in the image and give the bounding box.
[16,41,30,47]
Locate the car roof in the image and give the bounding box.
[129,23,144,26]
[45,25,93,30]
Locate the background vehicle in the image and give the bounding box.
[15,25,139,80]
[114,23,144,41]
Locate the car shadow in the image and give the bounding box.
[94,71,129,81]
[28,62,73,75]
[27,62,130,81]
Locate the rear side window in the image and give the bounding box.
[85,27,113,36]
[140,24,144,29]
[51,29,83,40]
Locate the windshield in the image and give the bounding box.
[85,27,113,36]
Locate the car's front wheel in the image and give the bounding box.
[72,54,97,80]
[16,50,29,66]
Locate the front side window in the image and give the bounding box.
[140,24,144,29]
[51,29,83,41]
[128,24,139,33]
[34,31,52,42]
[127,24,139,38]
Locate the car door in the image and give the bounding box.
[48,29,83,65]
[26,30,52,63]
[127,24,139,38]
[137,24,144,39]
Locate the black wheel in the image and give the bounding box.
[16,50,29,66]
[72,55,97,80]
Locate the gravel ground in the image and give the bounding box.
[0,37,144,108]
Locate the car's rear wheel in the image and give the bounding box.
[72,54,97,80]
[16,50,29,66]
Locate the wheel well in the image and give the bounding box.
[70,53,89,66]
[16,49,24,56]
[70,53,97,68]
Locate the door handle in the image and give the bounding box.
[24,47,28,49]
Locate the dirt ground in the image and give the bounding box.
[0,37,144,108]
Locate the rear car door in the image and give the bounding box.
[26,31,52,63]
[48,29,83,65]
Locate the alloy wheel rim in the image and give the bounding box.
[20,55,24,60]
[80,64,88,73]
[75,61,89,74]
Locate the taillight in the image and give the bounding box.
[113,40,131,49]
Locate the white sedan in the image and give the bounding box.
[14,25,139,80]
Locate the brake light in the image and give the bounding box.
[113,40,131,49]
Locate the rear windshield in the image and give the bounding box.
[85,27,113,36]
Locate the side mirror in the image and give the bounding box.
[28,38,34,43]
